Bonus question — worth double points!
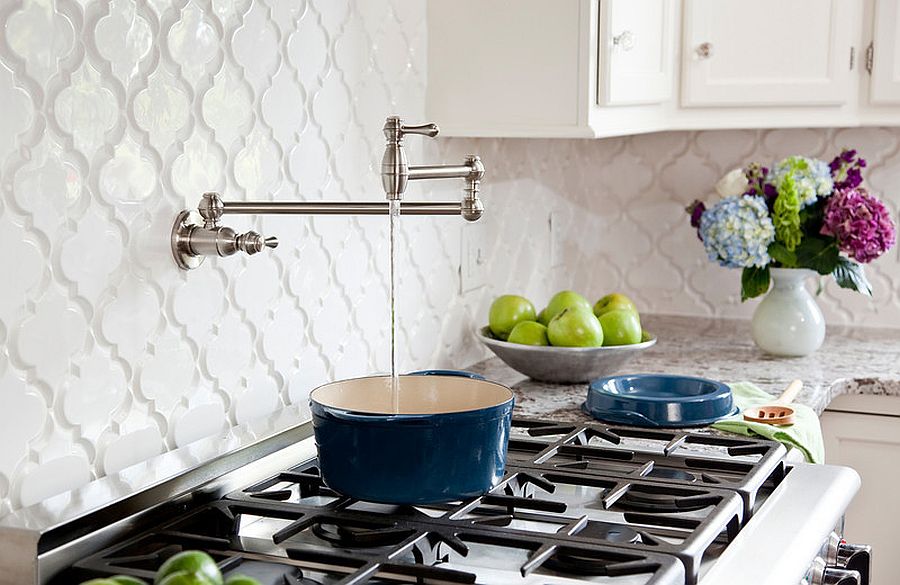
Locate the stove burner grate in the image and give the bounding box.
[69,417,791,585]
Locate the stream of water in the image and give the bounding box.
[389,199,401,413]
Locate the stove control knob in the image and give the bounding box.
[836,543,871,584]
[822,531,842,564]
[822,567,861,585]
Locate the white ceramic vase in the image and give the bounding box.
[751,268,825,357]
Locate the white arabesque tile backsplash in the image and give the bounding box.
[1,0,899,513]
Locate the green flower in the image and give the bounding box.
[773,173,802,251]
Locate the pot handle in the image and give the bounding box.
[408,369,486,380]
[580,402,660,427]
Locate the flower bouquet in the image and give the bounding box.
[687,150,896,301]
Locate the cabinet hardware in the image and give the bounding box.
[612,30,635,52]
[696,42,713,59]
[866,41,874,74]
[849,46,855,70]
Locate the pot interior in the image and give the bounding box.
[310,375,513,415]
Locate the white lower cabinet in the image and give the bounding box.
[821,394,900,584]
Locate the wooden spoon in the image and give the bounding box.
[743,379,803,425]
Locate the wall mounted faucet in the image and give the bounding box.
[171,116,484,270]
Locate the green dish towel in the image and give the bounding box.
[712,381,824,464]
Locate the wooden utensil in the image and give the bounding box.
[743,379,803,425]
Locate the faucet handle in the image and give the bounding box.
[384,116,439,143]
[235,231,279,255]
[400,122,439,139]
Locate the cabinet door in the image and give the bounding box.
[871,0,900,104]
[598,0,675,105]
[821,409,900,583]
[682,0,856,107]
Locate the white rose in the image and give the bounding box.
[715,168,749,198]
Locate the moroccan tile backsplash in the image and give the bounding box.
[0,0,898,513]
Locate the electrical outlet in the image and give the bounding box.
[460,222,489,292]
[549,211,565,268]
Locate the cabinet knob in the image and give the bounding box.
[696,42,713,59]
[612,30,635,52]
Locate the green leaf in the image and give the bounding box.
[768,241,797,267]
[794,236,840,275]
[741,266,771,301]
[832,257,873,296]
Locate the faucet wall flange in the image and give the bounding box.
[171,210,206,270]
[171,199,279,270]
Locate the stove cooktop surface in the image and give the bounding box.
[69,419,788,585]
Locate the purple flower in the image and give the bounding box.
[821,188,896,263]
[686,200,707,240]
[830,149,867,190]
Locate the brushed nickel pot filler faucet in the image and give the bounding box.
[171,116,484,270]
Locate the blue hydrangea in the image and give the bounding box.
[699,195,776,268]
[768,156,834,208]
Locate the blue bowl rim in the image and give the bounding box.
[588,373,731,404]
[476,326,657,353]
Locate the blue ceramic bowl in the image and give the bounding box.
[583,374,736,428]
[310,370,513,504]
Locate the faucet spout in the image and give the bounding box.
[380,116,485,218]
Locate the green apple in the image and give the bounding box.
[489,295,536,340]
[81,581,121,585]
[593,293,638,318]
[155,552,222,585]
[539,290,591,325]
[507,321,549,346]
[598,309,643,346]
[547,306,604,347]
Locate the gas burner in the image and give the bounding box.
[617,489,711,513]
[646,467,698,483]
[311,521,413,549]
[227,560,323,585]
[576,521,643,544]
[282,575,323,585]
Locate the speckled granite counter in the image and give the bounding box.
[467,314,900,423]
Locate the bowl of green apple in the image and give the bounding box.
[476,290,656,384]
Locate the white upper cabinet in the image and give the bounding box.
[427,0,676,137]
[599,0,674,106]
[682,0,856,107]
[870,0,900,104]
[426,0,896,138]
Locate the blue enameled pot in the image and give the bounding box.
[309,370,514,504]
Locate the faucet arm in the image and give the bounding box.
[408,164,478,181]
[219,200,466,216]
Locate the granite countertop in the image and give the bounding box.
[467,314,900,423]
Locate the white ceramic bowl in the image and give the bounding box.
[476,326,657,384]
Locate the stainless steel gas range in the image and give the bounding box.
[0,415,870,585]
